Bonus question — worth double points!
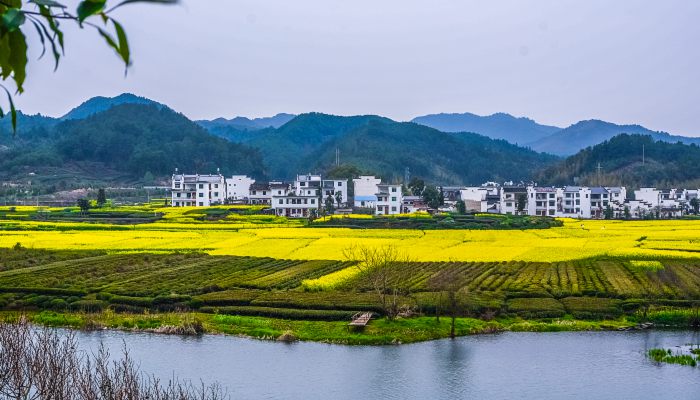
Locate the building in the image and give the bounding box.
[527,186,557,216]
[322,179,349,207]
[248,182,275,205]
[500,186,528,215]
[226,175,255,202]
[353,176,381,208]
[375,184,402,215]
[402,195,428,214]
[461,184,501,213]
[272,175,322,218]
[171,172,226,207]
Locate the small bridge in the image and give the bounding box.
[348,312,373,327]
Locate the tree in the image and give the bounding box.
[604,205,614,220]
[0,0,177,133]
[422,186,444,210]
[324,194,335,215]
[455,200,466,215]
[427,268,469,339]
[334,190,343,208]
[407,177,425,196]
[76,198,90,215]
[623,206,631,220]
[344,245,412,320]
[516,193,527,215]
[96,188,106,207]
[691,197,700,215]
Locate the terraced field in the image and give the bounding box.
[1,248,699,322]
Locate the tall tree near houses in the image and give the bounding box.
[0,0,177,134]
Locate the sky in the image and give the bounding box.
[14,0,700,135]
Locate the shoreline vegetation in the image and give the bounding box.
[6,310,694,345]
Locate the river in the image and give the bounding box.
[75,330,700,400]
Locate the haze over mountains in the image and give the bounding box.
[1,93,699,191]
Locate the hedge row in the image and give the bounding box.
[200,306,358,321]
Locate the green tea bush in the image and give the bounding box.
[200,306,357,321]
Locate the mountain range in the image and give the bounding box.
[2,93,699,191]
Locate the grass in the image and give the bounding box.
[648,348,699,367]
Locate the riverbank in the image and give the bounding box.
[6,310,656,345]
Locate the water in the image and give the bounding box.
[75,330,700,400]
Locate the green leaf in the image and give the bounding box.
[96,26,119,57]
[1,85,17,135]
[1,9,26,32]
[77,0,106,23]
[106,0,177,13]
[29,0,67,8]
[7,29,27,93]
[112,19,130,66]
[29,19,47,59]
[0,34,10,79]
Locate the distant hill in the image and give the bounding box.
[197,113,295,131]
[529,120,700,156]
[61,93,165,120]
[0,104,266,188]
[536,134,700,188]
[411,112,561,145]
[217,113,557,184]
[303,120,557,185]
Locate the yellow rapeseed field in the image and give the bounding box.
[1,208,700,262]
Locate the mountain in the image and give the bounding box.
[0,104,266,188]
[411,112,561,145]
[197,113,295,131]
[239,113,392,178]
[217,112,556,184]
[304,120,558,185]
[536,134,700,188]
[61,93,165,120]
[529,120,700,156]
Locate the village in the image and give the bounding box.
[171,170,700,219]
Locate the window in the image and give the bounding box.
[263,191,267,195]
[278,191,282,195]
[279,199,283,204]
[506,202,512,207]
[391,206,397,212]
[214,192,219,197]
[575,200,580,205]
[176,193,181,198]
[199,202,204,206]
[214,184,219,188]
[198,193,204,198]
[391,197,397,201]
[304,199,308,204]
[199,184,204,189]
[311,199,315,204]
[548,209,555,215]
[337,182,342,186]
[549,200,555,207]
[391,187,397,192]
[549,193,555,198]
[300,182,306,186]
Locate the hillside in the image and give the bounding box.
[0,104,266,188]
[530,120,700,156]
[302,119,557,184]
[536,134,700,187]
[61,93,165,120]
[412,112,560,145]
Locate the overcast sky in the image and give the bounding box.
[16,0,700,135]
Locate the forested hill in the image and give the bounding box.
[0,104,266,187]
[411,112,561,145]
[536,134,700,188]
[61,93,165,120]
[303,119,558,185]
[529,120,700,156]
[219,113,557,184]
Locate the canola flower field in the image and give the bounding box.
[1,205,700,340]
[0,205,699,262]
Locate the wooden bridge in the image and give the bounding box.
[348,312,373,327]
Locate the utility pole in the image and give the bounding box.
[642,144,645,165]
[404,167,410,185]
[596,162,603,186]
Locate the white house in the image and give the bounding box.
[322,179,349,207]
[634,188,685,217]
[353,176,381,208]
[527,186,558,216]
[171,172,226,207]
[500,186,528,215]
[226,175,255,202]
[556,186,592,218]
[375,184,402,215]
[248,182,275,205]
[272,175,321,218]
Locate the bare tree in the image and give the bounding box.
[0,317,227,400]
[428,268,469,339]
[344,245,412,320]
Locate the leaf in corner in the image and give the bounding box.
[77,0,106,23]
[1,8,26,32]
[112,19,130,66]
[7,29,27,93]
